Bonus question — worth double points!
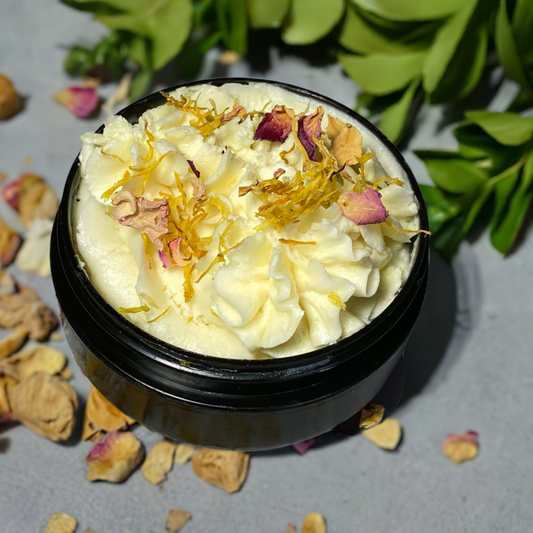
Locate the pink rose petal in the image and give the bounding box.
[53,87,100,118]
[187,159,200,178]
[254,105,295,143]
[297,107,323,161]
[292,438,316,455]
[338,189,388,225]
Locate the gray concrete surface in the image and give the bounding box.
[1,1,532,531]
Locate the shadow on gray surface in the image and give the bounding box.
[0,436,10,453]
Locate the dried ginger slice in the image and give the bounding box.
[363,418,402,450]
[44,513,77,533]
[0,345,66,380]
[302,513,327,533]
[8,372,78,441]
[166,509,192,533]
[0,325,27,360]
[141,440,177,484]
[82,386,135,441]
[191,448,249,493]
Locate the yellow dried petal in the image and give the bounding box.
[174,443,196,465]
[166,509,192,533]
[442,431,479,464]
[141,440,177,484]
[329,123,362,167]
[0,346,66,380]
[302,512,327,533]
[191,448,249,493]
[363,418,402,450]
[44,513,77,533]
[0,325,27,360]
[359,404,385,429]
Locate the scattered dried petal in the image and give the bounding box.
[141,440,177,484]
[302,513,326,533]
[53,86,99,118]
[273,168,286,179]
[189,176,206,202]
[50,332,63,341]
[8,372,77,441]
[254,105,295,143]
[442,430,479,464]
[222,104,246,124]
[363,418,402,450]
[0,216,21,267]
[338,189,388,225]
[218,50,241,65]
[0,73,22,120]
[174,443,196,465]
[191,448,249,493]
[329,123,362,167]
[166,509,192,533]
[187,160,200,178]
[15,218,53,276]
[44,513,77,533]
[359,404,385,429]
[82,385,135,441]
[86,430,144,482]
[325,115,345,140]
[297,107,324,161]
[102,72,132,116]
[112,191,169,247]
[287,524,297,533]
[0,346,66,380]
[59,367,73,380]
[0,325,28,360]
[292,438,316,455]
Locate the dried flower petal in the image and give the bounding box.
[329,123,362,167]
[112,191,169,248]
[53,86,99,118]
[166,509,192,533]
[0,73,22,120]
[0,346,66,381]
[0,216,21,267]
[222,104,246,123]
[326,115,345,140]
[297,107,324,161]
[254,105,295,143]
[442,430,479,464]
[0,281,58,340]
[287,524,297,533]
[86,430,144,482]
[302,513,327,533]
[191,448,249,493]
[102,72,132,116]
[218,50,241,65]
[363,418,402,450]
[187,160,200,178]
[292,438,316,455]
[82,385,135,441]
[174,443,196,465]
[141,440,177,484]
[338,189,388,225]
[44,513,77,533]
[8,372,77,441]
[189,176,206,202]
[15,218,53,276]
[359,404,385,429]
[0,325,28,361]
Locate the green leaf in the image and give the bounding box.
[216,0,248,55]
[431,211,470,260]
[415,151,489,194]
[129,69,152,101]
[349,0,464,21]
[513,0,533,64]
[91,0,153,11]
[464,111,533,146]
[379,78,419,143]
[247,0,289,28]
[422,0,478,95]
[419,184,462,234]
[462,180,494,235]
[64,46,95,76]
[96,0,193,71]
[339,51,426,96]
[282,0,345,45]
[495,0,533,93]
[128,35,151,70]
[340,4,417,55]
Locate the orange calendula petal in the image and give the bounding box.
[254,105,295,143]
[297,106,324,161]
[442,430,479,464]
[338,189,388,225]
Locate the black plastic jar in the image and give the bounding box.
[51,78,429,451]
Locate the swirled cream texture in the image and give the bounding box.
[73,82,420,359]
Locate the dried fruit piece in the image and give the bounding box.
[15,218,53,276]
[254,105,295,143]
[442,430,479,464]
[82,386,135,441]
[363,418,402,450]
[2,173,58,229]
[86,430,144,482]
[292,438,316,455]
[141,440,177,484]
[53,86,99,118]
[297,107,324,161]
[0,216,21,267]
[191,448,249,493]
[0,325,28,360]
[338,189,388,225]
[8,372,77,441]
[166,509,192,533]
[0,73,22,120]
[44,513,77,533]
[174,443,196,465]
[302,513,326,533]
[359,404,385,429]
[0,345,66,380]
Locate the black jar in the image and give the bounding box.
[51,78,429,451]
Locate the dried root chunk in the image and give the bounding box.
[442,430,479,464]
[0,325,28,360]
[141,440,177,484]
[0,73,22,120]
[8,372,77,441]
[0,346,66,380]
[0,282,58,340]
[82,386,135,441]
[0,215,21,267]
[191,448,249,493]
[166,509,192,533]
[86,430,144,483]
[302,513,327,533]
[174,443,196,465]
[44,513,77,533]
[359,404,385,429]
[363,418,402,450]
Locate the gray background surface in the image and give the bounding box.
[1,1,532,532]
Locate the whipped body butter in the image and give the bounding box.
[73,81,421,360]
